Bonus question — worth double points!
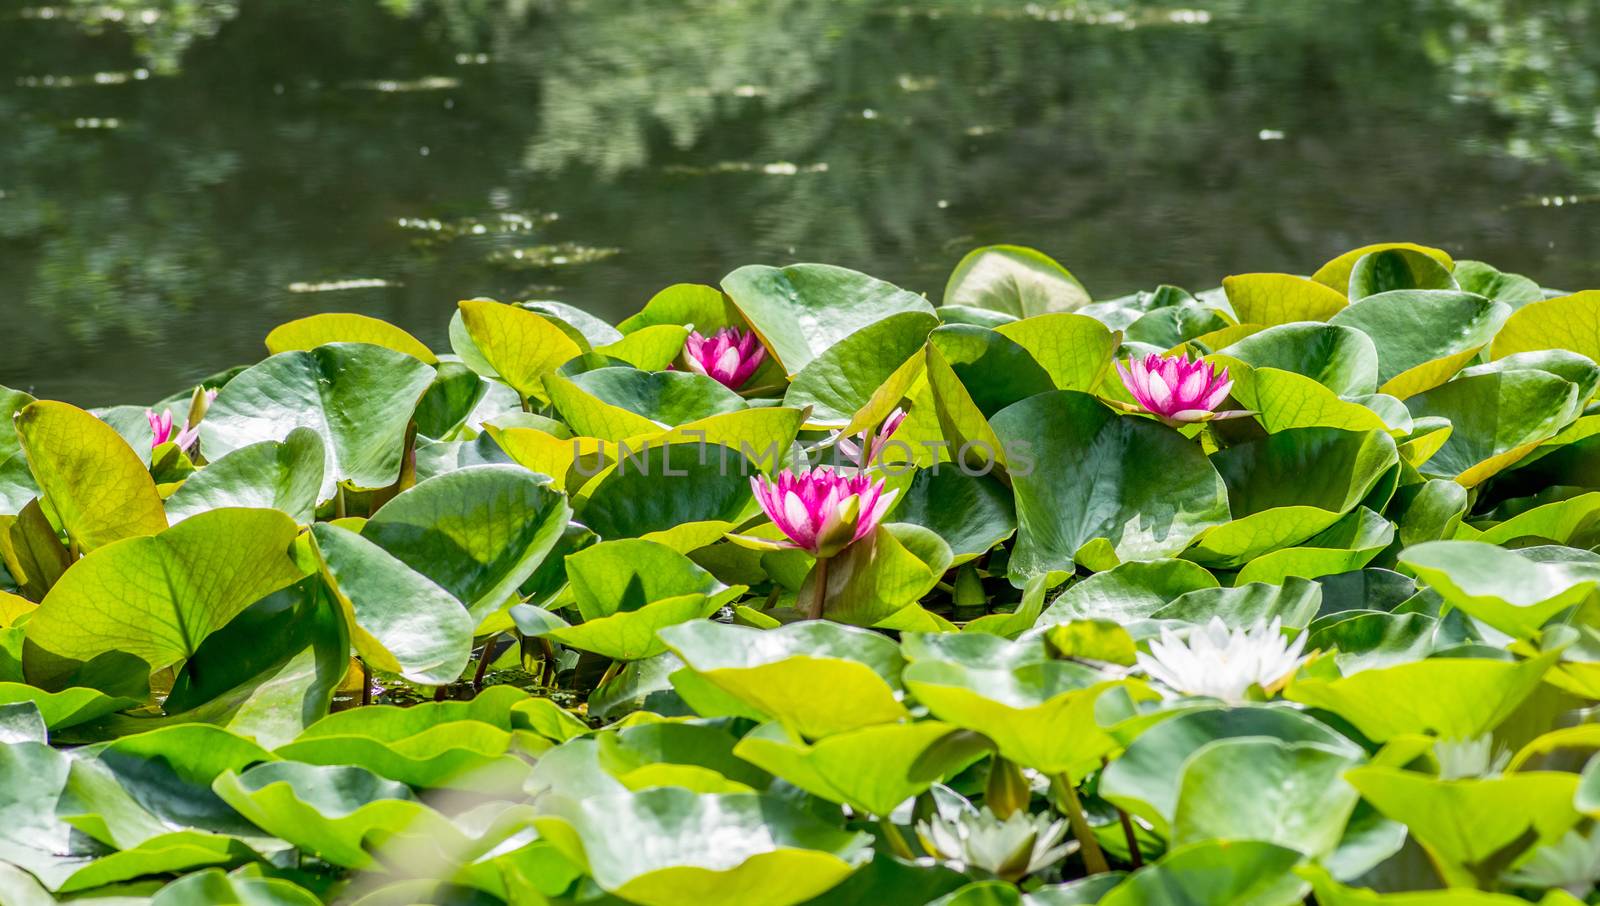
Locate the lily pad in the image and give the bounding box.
[658,620,908,738]
[721,263,934,375]
[200,344,436,498]
[943,245,1091,317]
[992,391,1229,578]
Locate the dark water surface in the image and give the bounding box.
[3,0,1598,404]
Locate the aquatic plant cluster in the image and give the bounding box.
[3,242,1600,904]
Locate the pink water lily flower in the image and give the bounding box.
[147,408,200,452]
[1116,353,1247,426]
[750,466,897,559]
[836,406,907,467]
[684,327,766,389]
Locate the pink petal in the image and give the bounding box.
[1200,378,1234,411]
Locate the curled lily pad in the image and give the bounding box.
[991,391,1229,578]
[722,263,934,375]
[538,787,872,906]
[15,400,167,551]
[200,344,436,499]
[902,632,1151,775]
[658,620,908,738]
[943,245,1091,317]
[732,719,986,817]
[1222,273,1349,326]
[1285,651,1560,742]
[1099,704,1360,835]
[1400,541,1600,638]
[265,313,436,363]
[1327,290,1509,399]
[164,427,325,525]
[25,508,305,672]
[1345,767,1581,888]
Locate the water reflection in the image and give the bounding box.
[1,0,1597,403]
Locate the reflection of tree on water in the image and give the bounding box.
[1,0,1597,403]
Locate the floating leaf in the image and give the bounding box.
[721,263,934,375]
[15,400,166,551]
[265,313,436,363]
[1223,274,1349,325]
[164,428,325,525]
[454,299,583,401]
[25,508,304,671]
[943,245,1091,317]
[200,344,436,499]
[991,391,1229,578]
[1400,542,1600,638]
[658,620,908,738]
[1327,291,1509,399]
[539,788,871,906]
[1285,652,1558,742]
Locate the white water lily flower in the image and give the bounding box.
[1434,734,1511,780]
[1135,616,1308,704]
[1505,826,1600,896]
[916,806,1075,882]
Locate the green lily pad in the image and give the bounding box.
[1187,428,1397,567]
[1347,248,1458,299]
[721,263,934,375]
[1038,558,1218,625]
[658,620,908,739]
[25,508,305,672]
[1399,541,1600,638]
[732,720,986,817]
[783,311,938,426]
[265,313,436,363]
[579,443,763,540]
[617,283,742,335]
[360,465,571,623]
[1098,840,1307,906]
[212,761,431,869]
[992,391,1229,578]
[453,299,583,402]
[1285,651,1559,742]
[994,313,1118,393]
[15,400,167,552]
[310,523,473,686]
[1099,704,1360,835]
[200,344,436,498]
[1327,290,1509,399]
[567,368,748,427]
[1172,737,1361,858]
[1345,767,1581,888]
[901,633,1147,775]
[1312,243,1454,295]
[1225,367,1390,435]
[1493,291,1600,364]
[273,686,542,791]
[890,468,1015,565]
[1233,507,1394,585]
[1148,578,1322,629]
[943,245,1091,317]
[1404,371,1581,486]
[1222,273,1349,326]
[164,427,325,525]
[1217,322,1379,396]
[539,787,872,906]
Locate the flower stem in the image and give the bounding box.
[877,816,913,860]
[806,556,831,620]
[360,659,373,706]
[1052,773,1109,875]
[1117,807,1143,868]
[472,634,499,691]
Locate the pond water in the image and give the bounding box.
[3,0,1598,404]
